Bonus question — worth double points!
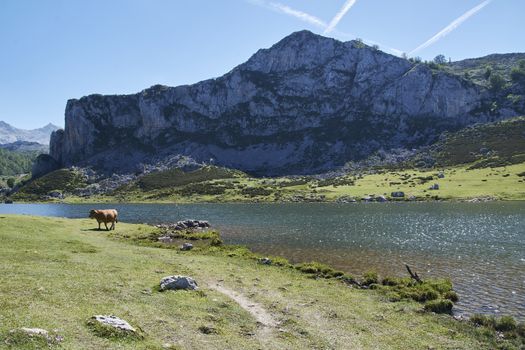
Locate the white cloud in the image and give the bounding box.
[409,0,492,55]
[324,0,357,34]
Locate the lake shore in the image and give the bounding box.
[1,215,524,349]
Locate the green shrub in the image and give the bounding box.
[495,316,517,332]
[406,285,440,302]
[470,314,495,327]
[423,299,453,314]
[362,271,379,286]
[443,291,459,302]
[295,261,344,278]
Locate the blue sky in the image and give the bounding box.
[1,0,524,129]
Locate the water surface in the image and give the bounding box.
[1,202,523,319]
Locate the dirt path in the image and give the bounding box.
[207,280,279,346]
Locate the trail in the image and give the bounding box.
[207,280,279,345]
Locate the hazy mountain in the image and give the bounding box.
[0,121,60,145]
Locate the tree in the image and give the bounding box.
[433,54,446,65]
[484,67,492,80]
[6,177,15,188]
[510,60,525,86]
[489,73,506,92]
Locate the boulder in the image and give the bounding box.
[90,315,136,333]
[391,191,405,198]
[259,257,272,265]
[160,275,198,291]
[376,195,388,202]
[180,243,193,251]
[429,183,440,190]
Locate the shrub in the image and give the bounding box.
[495,316,517,332]
[489,73,506,92]
[470,314,495,327]
[295,261,344,278]
[443,291,459,302]
[362,271,379,286]
[424,299,453,314]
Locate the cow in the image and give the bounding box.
[89,209,118,231]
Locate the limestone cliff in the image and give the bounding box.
[49,30,520,175]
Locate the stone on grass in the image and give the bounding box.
[180,242,193,251]
[160,275,198,291]
[91,315,136,333]
[259,257,272,265]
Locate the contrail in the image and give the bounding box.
[409,0,492,55]
[244,0,403,56]
[269,2,327,28]
[324,0,357,34]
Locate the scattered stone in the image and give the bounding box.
[47,190,64,199]
[160,275,198,291]
[156,219,210,231]
[437,172,445,179]
[18,328,49,337]
[7,327,63,345]
[259,257,272,265]
[158,236,173,243]
[90,315,136,333]
[429,183,440,190]
[180,242,193,251]
[391,191,405,198]
[376,195,388,202]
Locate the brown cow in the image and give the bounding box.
[89,209,118,231]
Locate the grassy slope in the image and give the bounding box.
[0,216,505,349]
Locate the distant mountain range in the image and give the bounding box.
[0,121,60,145]
[47,30,525,175]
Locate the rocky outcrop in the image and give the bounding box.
[49,31,519,175]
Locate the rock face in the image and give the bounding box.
[49,30,518,175]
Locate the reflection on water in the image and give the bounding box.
[0,202,524,319]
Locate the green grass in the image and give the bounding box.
[0,215,517,349]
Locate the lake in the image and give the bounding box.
[0,202,523,319]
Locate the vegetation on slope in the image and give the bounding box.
[12,168,86,201]
[0,148,39,176]
[421,116,525,168]
[1,215,522,349]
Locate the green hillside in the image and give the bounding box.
[0,148,39,176]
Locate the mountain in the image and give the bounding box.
[0,122,60,145]
[48,30,525,176]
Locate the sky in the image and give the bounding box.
[0,0,524,129]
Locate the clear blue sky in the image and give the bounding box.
[1,0,524,129]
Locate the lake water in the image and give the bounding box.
[1,202,524,319]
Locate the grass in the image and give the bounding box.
[0,215,518,349]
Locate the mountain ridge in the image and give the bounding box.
[0,121,60,145]
[48,30,525,176]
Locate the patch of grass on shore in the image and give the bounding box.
[1,215,520,349]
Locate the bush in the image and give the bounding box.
[295,261,345,278]
[490,73,506,92]
[423,299,453,314]
[470,314,495,327]
[443,291,459,302]
[495,316,517,332]
[362,271,379,286]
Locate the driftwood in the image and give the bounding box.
[405,264,423,283]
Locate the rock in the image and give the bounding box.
[160,275,198,291]
[48,190,64,199]
[259,257,272,265]
[91,315,136,333]
[376,195,388,202]
[31,154,60,178]
[18,327,49,337]
[437,172,445,179]
[362,196,373,202]
[180,243,193,251]
[391,191,405,198]
[429,183,440,190]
